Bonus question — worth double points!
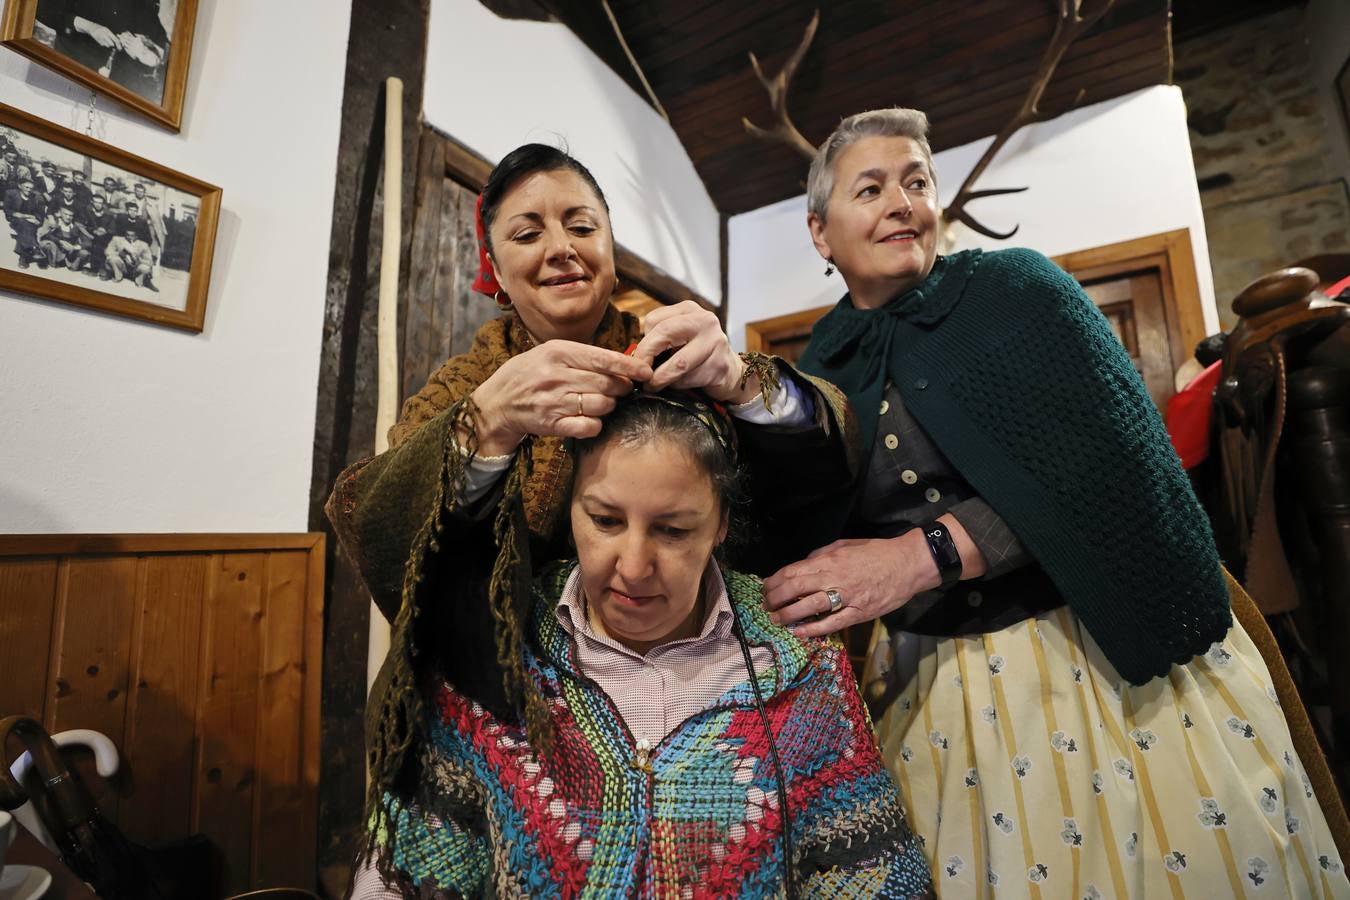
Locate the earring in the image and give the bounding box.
[493,290,512,311]
[824,261,835,276]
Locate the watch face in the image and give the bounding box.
[922,521,962,588]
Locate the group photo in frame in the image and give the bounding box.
[0,101,220,331]
[0,0,198,131]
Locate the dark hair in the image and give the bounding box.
[571,395,744,527]
[479,143,609,256]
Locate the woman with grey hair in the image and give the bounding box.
[763,107,1348,897]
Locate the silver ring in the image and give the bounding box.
[825,588,844,614]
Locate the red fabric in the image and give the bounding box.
[1328,274,1350,300]
[1165,360,1224,469]
[470,194,501,297]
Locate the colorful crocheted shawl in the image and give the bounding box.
[370,564,934,899]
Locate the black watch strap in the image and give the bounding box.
[921,519,963,590]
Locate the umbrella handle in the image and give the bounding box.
[0,716,98,828]
[9,728,120,783]
[7,728,120,852]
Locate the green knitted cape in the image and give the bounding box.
[797,248,1230,684]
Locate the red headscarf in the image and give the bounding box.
[470,193,501,297]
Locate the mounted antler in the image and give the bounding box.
[741,0,1116,243]
[943,0,1117,240]
[742,9,820,159]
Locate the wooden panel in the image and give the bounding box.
[0,559,59,721]
[251,550,312,888]
[403,133,449,405]
[118,554,207,846]
[0,533,322,555]
[432,171,465,365]
[299,538,326,892]
[194,552,266,895]
[47,557,139,819]
[448,181,496,358]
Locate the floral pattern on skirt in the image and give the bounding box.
[874,603,1349,899]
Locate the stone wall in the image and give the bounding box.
[1176,7,1350,328]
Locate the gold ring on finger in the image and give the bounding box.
[576,392,585,417]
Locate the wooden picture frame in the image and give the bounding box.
[0,101,220,331]
[1,0,198,132]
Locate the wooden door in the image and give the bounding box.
[1077,268,1176,407]
[402,138,501,405]
[1056,229,1209,411]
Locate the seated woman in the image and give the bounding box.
[348,392,934,897]
[764,107,1349,897]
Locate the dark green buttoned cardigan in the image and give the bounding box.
[798,247,1230,684]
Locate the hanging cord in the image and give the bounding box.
[731,607,797,900]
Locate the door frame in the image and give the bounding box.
[1051,228,1207,377]
[743,227,1209,378]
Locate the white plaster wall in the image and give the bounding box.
[0,0,350,532]
[423,0,721,304]
[1305,0,1350,185]
[727,85,1220,351]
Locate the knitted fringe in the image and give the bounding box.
[487,440,555,754]
[738,351,781,408]
[366,396,479,881]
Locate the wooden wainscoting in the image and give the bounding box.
[0,533,325,896]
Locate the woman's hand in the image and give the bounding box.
[470,341,652,455]
[632,301,759,404]
[762,533,940,638]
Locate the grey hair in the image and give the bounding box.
[806,108,936,222]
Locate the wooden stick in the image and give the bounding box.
[369,76,402,697]
[601,0,669,121]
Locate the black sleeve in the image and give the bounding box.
[732,365,858,575]
[34,0,79,31]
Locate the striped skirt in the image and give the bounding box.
[873,587,1349,899]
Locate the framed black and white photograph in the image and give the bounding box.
[1,0,198,131]
[0,101,219,331]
